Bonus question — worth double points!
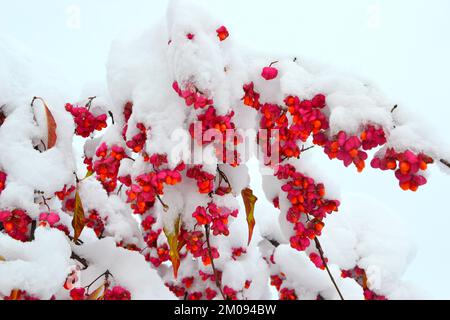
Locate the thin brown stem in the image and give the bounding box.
[313,237,344,300]
[440,159,450,169]
[205,225,226,300]
[71,252,89,270]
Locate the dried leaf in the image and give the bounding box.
[72,190,86,242]
[87,284,105,300]
[0,255,5,262]
[164,217,182,279]
[9,289,21,300]
[32,97,57,149]
[241,188,258,245]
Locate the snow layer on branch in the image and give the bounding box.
[321,193,421,299]
[0,35,76,216]
[75,237,175,300]
[78,178,143,246]
[274,244,363,300]
[0,228,72,299]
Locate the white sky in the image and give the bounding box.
[1,0,450,298]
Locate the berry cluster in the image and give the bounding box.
[85,210,106,237]
[172,81,213,110]
[93,143,126,193]
[3,290,38,300]
[126,123,147,153]
[0,209,32,242]
[65,102,108,138]
[0,171,6,194]
[70,286,131,300]
[341,267,387,300]
[314,125,386,173]
[275,164,339,251]
[186,166,215,194]
[371,148,433,191]
[126,165,183,215]
[192,203,238,236]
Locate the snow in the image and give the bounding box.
[74,237,175,299]
[1,0,450,300]
[0,228,72,299]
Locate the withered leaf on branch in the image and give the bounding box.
[72,190,86,242]
[241,187,258,246]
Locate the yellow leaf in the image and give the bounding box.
[88,284,105,300]
[241,188,258,246]
[72,190,86,242]
[164,217,182,279]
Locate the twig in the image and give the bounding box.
[313,237,344,300]
[440,159,450,169]
[157,194,169,212]
[29,220,37,241]
[391,105,398,113]
[71,252,89,270]
[301,145,315,153]
[108,111,115,125]
[41,196,51,211]
[84,270,113,294]
[205,225,226,300]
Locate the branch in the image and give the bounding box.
[71,252,89,270]
[205,225,226,300]
[313,237,344,300]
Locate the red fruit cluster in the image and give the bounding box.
[3,290,38,300]
[341,267,387,300]
[243,83,330,163]
[0,209,32,242]
[38,212,60,227]
[192,203,238,236]
[93,143,126,193]
[103,286,132,300]
[216,26,229,41]
[126,166,183,215]
[65,103,108,138]
[279,288,297,300]
[270,274,285,291]
[126,123,147,153]
[0,171,6,194]
[314,125,387,173]
[309,252,327,270]
[186,166,215,194]
[285,94,329,142]
[85,210,105,237]
[275,164,339,251]
[173,81,213,110]
[242,82,261,110]
[190,107,235,144]
[69,288,86,300]
[183,230,220,266]
[371,148,433,191]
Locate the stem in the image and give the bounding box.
[313,237,344,300]
[205,225,226,300]
[157,194,169,212]
[108,111,115,125]
[391,105,398,113]
[269,61,279,67]
[71,252,89,270]
[440,159,450,169]
[41,196,51,211]
[85,96,97,110]
[84,270,113,294]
